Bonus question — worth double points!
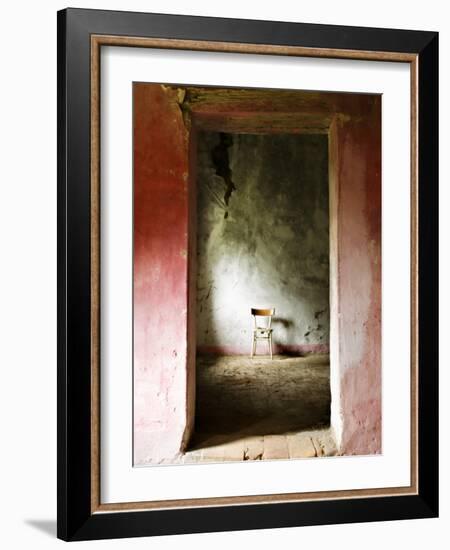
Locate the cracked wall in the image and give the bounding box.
[196,132,329,354]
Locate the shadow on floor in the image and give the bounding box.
[190,353,331,449]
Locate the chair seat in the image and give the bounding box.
[253,327,273,338]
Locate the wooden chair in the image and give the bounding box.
[251,308,275,359]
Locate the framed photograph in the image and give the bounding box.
[57,8,438,541]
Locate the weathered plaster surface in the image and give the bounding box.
[196,132,330,354]
[133,84,190,464]
[335,113,382,455]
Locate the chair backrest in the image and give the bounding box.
[251,308,275,328]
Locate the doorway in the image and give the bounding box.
[186,131,334,461]
[132,83,382,466]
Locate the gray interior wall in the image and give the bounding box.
[196,132,329,353]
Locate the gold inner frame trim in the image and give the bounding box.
[90,34,419,514]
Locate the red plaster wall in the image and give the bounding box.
[133,84,190,464]
[336,105,382,455]
[184,128,198,450]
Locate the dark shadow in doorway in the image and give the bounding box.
[191,353,330,450]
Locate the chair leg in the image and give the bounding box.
[251,336,256,358]
[269,335,273,360]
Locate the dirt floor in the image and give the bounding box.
[177,354,336,464]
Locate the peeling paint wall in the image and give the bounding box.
[334,113,382,455]
[196,132,329,355]
[133,84,190,464]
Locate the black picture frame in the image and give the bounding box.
[57,7,438,541]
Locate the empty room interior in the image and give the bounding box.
[185,130,336,462]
